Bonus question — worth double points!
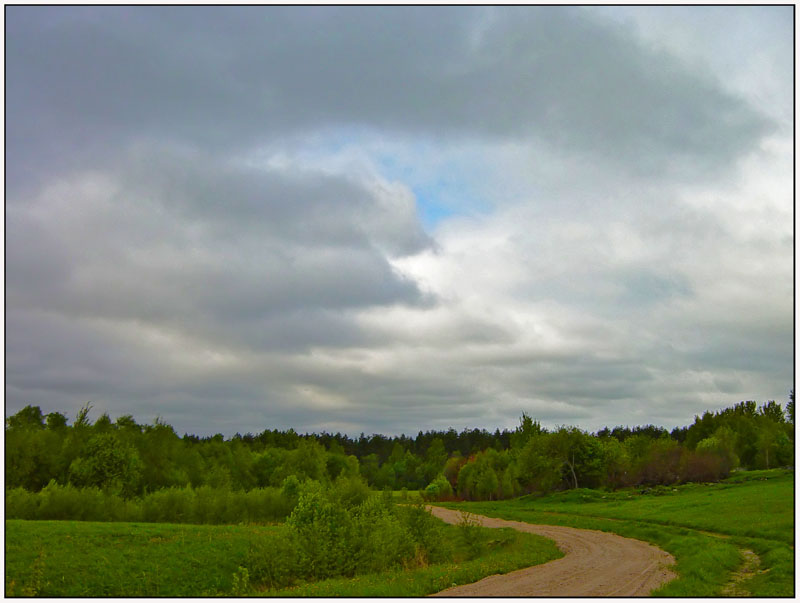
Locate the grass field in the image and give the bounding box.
[437,468,794,597]
[6,469,792,597]
[5,515,561,597]
[5,521,277,596]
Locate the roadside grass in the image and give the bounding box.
[263,525,562,597]
[389,489,424,503]
[5,518,562,597]
[5,520,276,596]
[508,468,792,543]
[436,469,794,597]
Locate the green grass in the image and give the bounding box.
[507,468,793,543]
[436,469,794,597]
[5,520,276,596]
[389,489,424,503]
[264,525,562,597]
[5,517,562,597]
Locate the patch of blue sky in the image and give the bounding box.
[372,147,492,231]
[414,189,457,230]
[249,126,493,231]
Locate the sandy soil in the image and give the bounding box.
[427,506,676,597]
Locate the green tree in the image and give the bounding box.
[7,405,45,430]
[759,401,785,424]
[511,412,544,449]
[46,412,68,431]
[68,432,142,497]
[516,433,561,493]
[600,437,631,489]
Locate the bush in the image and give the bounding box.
[5,483,293,525]
[142,487,195,523]
[242,487,294,523]
[422,474,453,502]
[5,487,40,519]
[330,474,371,509]
[286,481,354,579]
[350,495,416,572]
[244,530,302,590]
[7,481,139,522]
[456,510,486,560]
[395,502,450,564]
[680,450,728,483]
[245,484,454,591]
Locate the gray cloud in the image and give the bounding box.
[7,6,770,194]
[5,7,792,437]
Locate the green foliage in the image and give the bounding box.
[516,434,562,493]
[7,405,46,430]
[245,486,451,590]
[330,474,372,509]
[68,432,143,497]
[5,396,793,510]
[230,566,250,596]
[456,511,485,559]
[243,530,302,590]
[4,518,562,597]
[266,525,561,597]
[5,483,294,525]
[394,502,450,564]
[422,474,453,501]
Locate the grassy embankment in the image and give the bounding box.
[5,516,561,597]
[436,468,794,597]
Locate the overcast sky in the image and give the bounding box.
[5,6,794,437]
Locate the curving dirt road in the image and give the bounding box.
[427,506,676,597]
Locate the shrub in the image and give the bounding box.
[422,474,453,502]
[245,484,454,591]
[5,487,39,519]
[680,450,728,483]
[350,495,416,572]
[242,487,294,523]
[395,502,450,564]
[286,480,354,579]
[244,530,302,590]
[330,474,371,509]
[142,487,195,523]
[456,510,485,560]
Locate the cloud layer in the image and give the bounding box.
[6,6,793,436]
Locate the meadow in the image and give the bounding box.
[437,468,794,597]
[4,515,561,597]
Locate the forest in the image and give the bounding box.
[5,395,794,524]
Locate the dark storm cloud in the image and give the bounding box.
[7,5,770,193]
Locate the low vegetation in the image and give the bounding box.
[5,502,562,597]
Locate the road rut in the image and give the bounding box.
[427,506,676,597]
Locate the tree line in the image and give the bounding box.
[5,394,794,505]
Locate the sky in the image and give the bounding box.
[5,6,794,438]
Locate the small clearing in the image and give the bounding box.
[427,506,676,597]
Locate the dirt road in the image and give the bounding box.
[427,506,676,597]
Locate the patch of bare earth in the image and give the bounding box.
[720,549,761,597]
[427,506,676,597]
